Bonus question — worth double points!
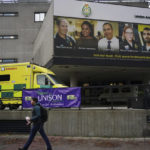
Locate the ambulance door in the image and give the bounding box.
[33,73,52,89]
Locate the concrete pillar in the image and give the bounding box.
[70,73,78,87]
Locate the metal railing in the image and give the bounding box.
[1,84,150,110]
[81,84,150,109]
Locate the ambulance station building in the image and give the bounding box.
[33,0,150,87]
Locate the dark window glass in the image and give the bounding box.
[0,12,18,17]
[121,87,131,93]
[0,35,18,39]
[112,88,119,93]
[0,75,10,81]
[104,88,109,93]
[99,88,104,94]
[2,59,17,63]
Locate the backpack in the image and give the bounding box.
[40,106,48,123]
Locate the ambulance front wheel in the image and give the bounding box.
[9,104,19,110]
[0,101,5,110]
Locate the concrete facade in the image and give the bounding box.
[33,0,54,66]
[1,109,150,137]
[0,2,50,62]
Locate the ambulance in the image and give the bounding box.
[0,62,66,109]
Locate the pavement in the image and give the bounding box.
[0,134,150,150]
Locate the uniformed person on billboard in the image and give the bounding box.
[98,23,119,51]
[76,21,98,50]
[141,27,150,52]
[120,25,139,51]
[54,18,76,49]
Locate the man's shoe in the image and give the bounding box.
[18,148,24,150]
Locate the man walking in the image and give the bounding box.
[18,97,52,150]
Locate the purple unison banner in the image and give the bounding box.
[22,87,81,108]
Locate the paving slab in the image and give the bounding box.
[0,134,150,150]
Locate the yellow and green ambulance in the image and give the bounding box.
[0,62,66,109]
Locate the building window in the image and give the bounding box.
[1,59,17,63]
[34,12,46,22]
[0,0,18,3]
[0,35,18,39]
[0,12,18,17]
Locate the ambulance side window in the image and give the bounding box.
[0,75,10,81]
[37,75,52,86]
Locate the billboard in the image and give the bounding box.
[54,16,150,60]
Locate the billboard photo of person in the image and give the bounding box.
[54,18,76,49]
[98,22,119,51]
[120,25,139,51]
[141,27,150,52]
[76,21,98,50]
